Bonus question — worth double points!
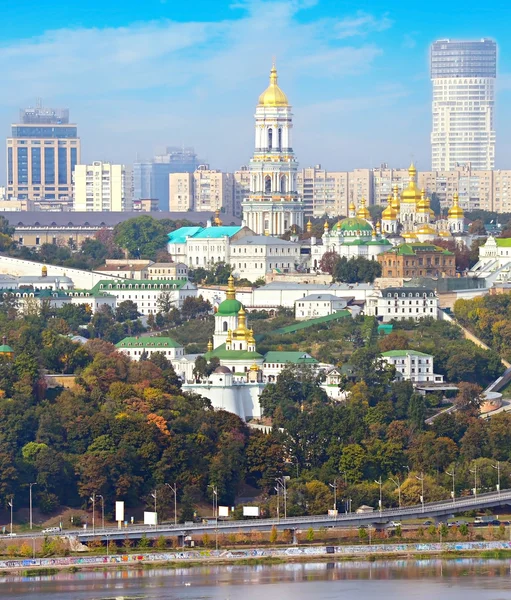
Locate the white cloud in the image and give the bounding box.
[0,1,393,172]
[334,11,393,39]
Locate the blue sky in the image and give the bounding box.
[1,0,511,178]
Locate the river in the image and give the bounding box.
[1,559,511,599]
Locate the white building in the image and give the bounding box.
[230,235,300,281]
[94,260,152,280]
[115,336,184,361]
[431,39,496,171]
[17,265,74,290]
[469,236,511,285]
[295,294,352,320]
[89,279,196,316]
[147,262,189,280]
[241,64,304,235]
[73,162,129,212]
[366,287,439,322]
[381,350,444,384]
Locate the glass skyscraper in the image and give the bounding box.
[6,105,80,201]
[431,39,497,171]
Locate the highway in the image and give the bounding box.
[6,488,511,543]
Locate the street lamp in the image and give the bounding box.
[329,480,338,512]
[29,482,37,530]
[96,494,105,531]
[492,461,501,496]
[208,484,218,551]
[469,464,478,499]
[165,483,178,526]
[151,490,157,525]
[446,468,455,503]
[375,477,383,516]
[416,472,425,512]
[389,476,401,509]
[90,495,96,536]
[276,477,287,519]
[274,486,280,520]
[8,497,13,535]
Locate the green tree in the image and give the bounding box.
[115,300,140,322]
[113,216,168,259]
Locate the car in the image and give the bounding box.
[489,519,501,526]
[423,520,433,526]
[42,527,60,534]
[389,521,401,527]
[6,532,17,537]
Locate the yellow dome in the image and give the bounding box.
[213,209,223,226]
[402,231,418,240]
[416,189,431,213]
[382,196,398,220]
[356,198,370,220]
[390,184,400,210]
[438,230,451,237]
[401,163,422,204]
[324,220,329,231]
[417,224,436,235]
[250,363,260,372]
[258,64,289,107]
[233,307,248,339]
[306,219,312,232]
[448,192,464,219]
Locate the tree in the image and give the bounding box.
[318,251,339,275]
[157,292,175,314]
[408,393,426,431]
[116,300,140,323]
[454,382,483,416]
[430,193,441,216]
[181,296,211,320]
[113,216,168,259]
[333,256,381,284]
[468,219,486,235]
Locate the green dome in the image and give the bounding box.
[337,217,373,233]
[217,298,242,316]
[0,344,13,353]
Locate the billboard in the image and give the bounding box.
[144,511,158,525]
[243,506,260,517]
[218,506,229,517]
[115,501,125,522]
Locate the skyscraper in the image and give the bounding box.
[241,64,304,235]
[6,104,80,201]
[430,38,496,171]
[73,162,129,212]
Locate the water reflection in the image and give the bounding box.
[1,559,511,599]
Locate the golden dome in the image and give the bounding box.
[438,230,451,237]
[226,274,236,301]
[247,329,256,344]
[207,339,213,352]
[402,231,418,240]
[356,198,371,220]
[324,220,329,231]
[233,307,248,339]
[42,265,48,276]
[401,162,422,204]
[417,224,436,235]
[258,64,289,107]
[390,185,400,210]
[306,219,312,232]
[382,197,398,220]
[416,189,431,213]
[448,192,464,219]
[213,209,223,226]
[250,363,260,372]
[348,200,356,213]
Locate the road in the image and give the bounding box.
[6,488,511,543]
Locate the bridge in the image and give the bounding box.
[9,489,511,544]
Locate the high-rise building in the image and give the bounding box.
[133,147,203,211]
[73,162,129,212]
[241,64,304,235]
[431,38,497,171]
[233,167,250,218]
[169,167,234,213]
[6,104,80,201]
[297,166,348,217]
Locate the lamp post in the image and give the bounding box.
[446,468,455,503]
[375,477,383,516]
[151,490,157,525]
[329,480,338,512]
[208,484,218,551]
[29,482,37,530]
[165,483,178,526]
[492,461,501,496]
[389,476,401,509]
[8,497,13,535]
[97,494,105,531]
[416,472,425,512]
[90,495,96,536]
[274,486,280,520]
[469,464,478,499]
[276,477,287,519]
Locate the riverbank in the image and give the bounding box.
[2,540,511,575]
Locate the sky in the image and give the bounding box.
[1,0,511,179]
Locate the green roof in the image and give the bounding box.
[272,310,350,335]
[496,238,511,247]
[91,279,190,294]
[336,217,373,233]
[0,344,14,353]
[263,351,318,365]
[116,336,182,349]
[167,227,203,244]
[382,243,454,256]
[204,344,263,361]
[217,298,243,316]
[381,350,432,358]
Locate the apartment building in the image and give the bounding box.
[73,162,128,212]
[169,167,234,214]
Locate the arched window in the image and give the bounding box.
[280,176,286,193]
[265,176,271,193]
[278,128,282,150]
[268,128,273,149]
[223,321,228,332]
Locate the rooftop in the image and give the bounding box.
[91,279,192,293]
[231,235,298,246]
[263,351,318,364]
[299,294,350,302]
[382,243,454,256]
[382,350,432,358]
[259,282,374,291]
[382,287,436,295]
[496,238,511,248]
[271,310,350,335]
[116,336,182,349]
